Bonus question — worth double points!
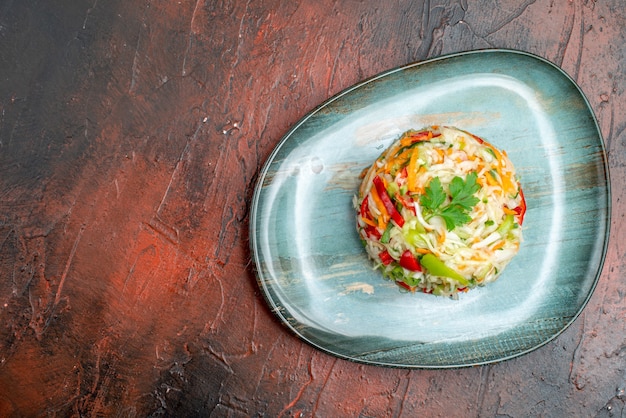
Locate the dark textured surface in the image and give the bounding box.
[0,0,624,416]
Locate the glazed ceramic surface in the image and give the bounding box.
[250,50,610,368]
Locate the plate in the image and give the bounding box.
[249,49,610,368]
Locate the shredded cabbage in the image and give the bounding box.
[355,126,525,298]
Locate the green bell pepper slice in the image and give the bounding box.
[420,253,469,286]
[496,214,515,236]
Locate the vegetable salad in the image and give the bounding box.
[354,126,526,297]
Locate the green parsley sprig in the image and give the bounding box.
[420,172,481,231]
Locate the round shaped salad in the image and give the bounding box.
[354,126,526,297]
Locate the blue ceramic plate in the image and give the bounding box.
[250,49,610,368]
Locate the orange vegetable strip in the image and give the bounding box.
[361,217,378,228]
[490,240,506,251]
[503,206,517,216]
[373,176,405,227]
[369,187,390,226]
[499,170,516,195]
[479,136,517,195]
[407,146,420,192]
[486,171,499,187]
[400,130,433,147]
[435,148,445,163]
[437,229,446,244]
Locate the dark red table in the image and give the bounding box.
[1,1,624,416]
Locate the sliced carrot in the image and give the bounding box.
[490,240,506,251]
[407,147,420,192]
[486,171,499,187]
[503,206,517,216]
[479,138,517,195]
[437,229,446,244]
[361,216,378,228]
[434,148,445,163]
[369,187,389,227]
[499,169,516,195]
[382,148,411,174]
[400,130,433,147]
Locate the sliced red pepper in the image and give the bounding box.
[365,225,381,240]
[395,193,416,216]
[512,187,526,225]
[404,130,441,144]
[399,130,441,149]
[399,250,422,271]
[397,281,417,292]
[470,133,484,144]
[378,250,393,265]
[372,176,405,227]
[360,196,370,219]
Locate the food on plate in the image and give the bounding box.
[354,126,526,297]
